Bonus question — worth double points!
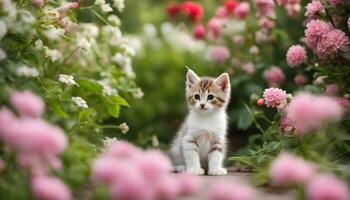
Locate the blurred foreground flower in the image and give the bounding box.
[209,180,257,200]
[307,174,350,200]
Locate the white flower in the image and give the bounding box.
[143,23,157,38]
[152,135,159,148]
[249,45,259,55]
[81,23,99,38]
[0,20,8,40]
[34,39,43,50]
[16,65,39,77]
[133,88,144,99]
[118,122,129,134]
[111,53,126,65]
[77,38,91,51]
[0,48,7,60]
[94,0,106,5]
[44,25,65,41]
[72,97,88,109]
[19,10,36,24]
[42,7,60,23]
[59,74,78,86]
[103,137,118,147]
[107,15,121,26]
[44,47,62,62]
[97,80,118,96]
[120,44,136,56]
[101,3,113,13]
[113,0,124,12]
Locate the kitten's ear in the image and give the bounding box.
[215,73,230,91]
[186,69,200,88]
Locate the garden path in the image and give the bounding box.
[175,168,296,200]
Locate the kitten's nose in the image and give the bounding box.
[200,104,205,108]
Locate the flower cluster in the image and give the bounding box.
[286,45,307,67]
[166,1,203,22]
[92,141,199,200]
[263,66,285,87]
[263,87,287,108]
[0,90,70,200]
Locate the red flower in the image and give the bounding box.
[166,3,182,18]
[181,1,204,22]
[193,24,205,39]
[224,0,238,15]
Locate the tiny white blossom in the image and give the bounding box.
[77,38,91,51]
[143,23,157,38]
[0,20,8,40]
[42,7,60,23]
[107,15,121,26]
[16,65,39,77]
[97,80,118,96]
[101,3,113,13]
[59,74,78,86]
[94,0,106,5]
[81,23,99,38]
[133,88,144,99]
[103,137,118,147]
[44,25,65,41]
[152,135,159,148]
[111,53,125,65]
[34,39,43,50]
[72,97,88,109]
[118,122,129,134]
[19,10,36,24]
[120,44,136,56]
[44,47,62,62]
[113,0,124,12]
[0,48,7,60]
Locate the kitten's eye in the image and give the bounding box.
[207,94,214,101]
[194,94,200,100]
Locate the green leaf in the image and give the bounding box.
[108,96,129,107]
[236,108,253,130]
[107,103,120,118]
[78,79,103,95]
[49,98,69,118]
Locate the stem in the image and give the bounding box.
[243,103,266,134]
[89,9,111,25]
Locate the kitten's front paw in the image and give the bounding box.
[174,165,186,172]
[186,168,205,175]
[208,168,227,176]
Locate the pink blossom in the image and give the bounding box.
[324,84,339,96]
[207,17,223,38]
[337,97,350,109]
[216,6,229,18]
[255,29,270,43]
[153,176,180,200]
[305,1,325,18]
[258,18,275,29]
[32,176,71,200]
[348,17,350,32]
[304,19,333,51]
[110,172,153,200]
[270,152,316,185]
[136,150,172,180]
[32,0,44,6]
[286,45,307,67]
[280,114,294,132]
[263,66,285,87]
[105,141,141,160]
[249,45,259,55]
[256,0,275,18]
[316,29,349,58]
[232,35,244,45]
[177,173,199,195]
[263,88,287,108]
[58,2,79,12]
[286,3,301,17]
[307,174,350,200]
[10,90,45,118]
[328,0,343,6]
[294,74,308,86]
[241,62,255,74]
[209,181,257,200]
[257,98,265,106]
[234,2,250,19]
[207,45,230,64]
[0,108,18,146]
[193,24,205,39]
[286,93,344,134]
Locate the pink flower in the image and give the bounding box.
[328,0,343,6]
[337,97,350,109]
[177,173,199,195]
[241,62,255,74]
[307,174,350,200]
[286,93,343,134]
[32,0,44,6]
[324,84,339,96]
[181,1,204,22]
[58,2,79,12]
[304,19,333,51]
[294,74,308,86]
[270,152,316,185]
[263,88,287,108]
[280,114,294,132]
[257,98,265,106]
[316,29,349,58]
[224,0,238,15]
[10,90,45,118]
[105,141,141,160]
[32,176,71,200]
[207,17,224,38]
[258,18,275,29]
[193,24,205,39]
[305,1,325,18]
[153,176,180,200]
[233,35,244,45]
[166,3,182,19]
[209,181,257,200]
[207,45,230,64]
[0,108,18,146]
[286,45,307,67]
[216,6,229,18]
[136,150,172,180]
[348,17,350,32]
[110,172,153,200]
[286,3,301,17]
[255,29,270,43]
[263,66,285,87]
[234,2,250,19]
[256,0,275,18]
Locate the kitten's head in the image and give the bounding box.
[185,69,231,113]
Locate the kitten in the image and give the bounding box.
[170,69,231,176]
